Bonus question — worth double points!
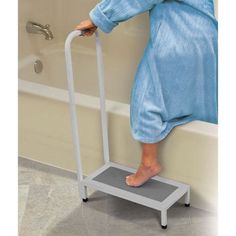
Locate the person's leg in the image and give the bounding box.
[126,142,162,187]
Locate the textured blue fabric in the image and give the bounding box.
[89,0,218,143]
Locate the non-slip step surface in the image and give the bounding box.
[92,166,178,202]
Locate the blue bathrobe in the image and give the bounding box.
[89,0,218,143]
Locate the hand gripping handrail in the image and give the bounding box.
[65,30,110,183]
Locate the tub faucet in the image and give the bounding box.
[26,21,54,40]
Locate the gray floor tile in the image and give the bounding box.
[189,222,217,236]
[18,157,77,186]
[19,185,51,236]
[167,202,191,226]
[18,185,30,230]
[18,157,218,236]
[189,206,217,225]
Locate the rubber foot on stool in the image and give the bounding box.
[185,203,190,207]
[82,198,88,202]
[161,225,167,229]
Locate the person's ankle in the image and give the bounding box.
[141,157,160,168]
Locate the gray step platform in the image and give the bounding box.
[81,161,190,229]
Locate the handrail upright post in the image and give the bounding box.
[95,30,110,164]
[65,30,110,200]
[65,30,84,185]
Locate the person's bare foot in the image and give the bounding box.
[125,161,162,187]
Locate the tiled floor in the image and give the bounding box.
[18,157,217,236]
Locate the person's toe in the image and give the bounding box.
[126,176,132,186]
[125,178,130,185]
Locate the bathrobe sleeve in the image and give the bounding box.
[89,0,163,33]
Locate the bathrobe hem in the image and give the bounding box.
[131,116,195,143]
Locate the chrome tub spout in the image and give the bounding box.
[26,21,54,40]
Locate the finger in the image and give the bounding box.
[87,29,95,34]
[88,30,96,35]
[86,33,93,37]
[85,32,93,37]
[76,20,95,29]
[86,29,96,35]
[83,29,96,36]
[75,25,86,30]
[75,22,89,30]
[84,31,92,36]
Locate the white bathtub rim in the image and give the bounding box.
[18,79,130,117]
[18,79,217,138]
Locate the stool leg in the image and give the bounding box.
[79,184,88,202]
[161,209,167,229]
[185,187,190,207]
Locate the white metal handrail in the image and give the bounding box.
[65,30,110,184]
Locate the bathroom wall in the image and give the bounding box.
[19,0,149,104]
[19,0,218,104]
[214,0,218,19]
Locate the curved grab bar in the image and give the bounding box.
[65,30,110,184]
